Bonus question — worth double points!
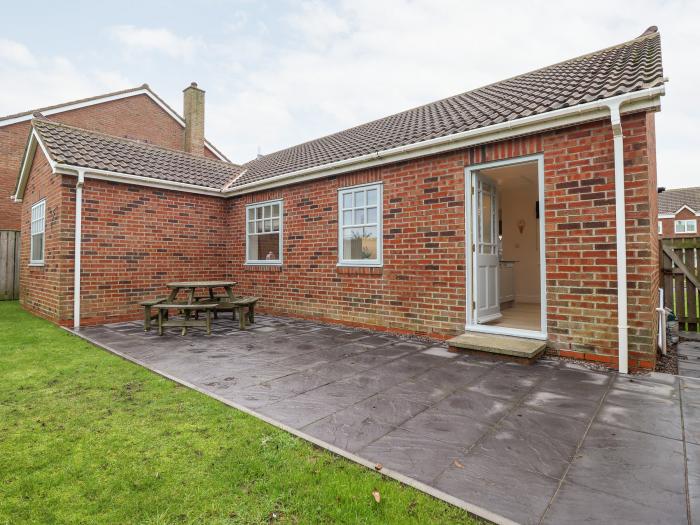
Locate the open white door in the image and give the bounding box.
[472,172,501,323]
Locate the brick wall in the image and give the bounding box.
[19,110,659,369]
[58,178,227,325]
[1,93,220,230]
[18,149,67,321]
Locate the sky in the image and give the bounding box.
[0,0,697,189]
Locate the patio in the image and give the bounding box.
[74,315,699,525]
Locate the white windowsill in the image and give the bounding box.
[336,262,383,268]
[245,261,283,266]
[29,262,45,267]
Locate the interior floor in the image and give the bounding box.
[485,302,541,331]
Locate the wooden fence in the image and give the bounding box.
[660,238,700,332]
[0,230,20,301]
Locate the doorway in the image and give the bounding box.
[465,155,546,339]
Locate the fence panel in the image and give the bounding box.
[0,230,20,301]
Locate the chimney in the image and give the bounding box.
[183,82,205,156]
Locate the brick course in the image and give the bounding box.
[19,111,660,369]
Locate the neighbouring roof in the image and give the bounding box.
[234,27,664,189]
[32,118,243,190]
[0,83,231,162]
[658,187,700,215]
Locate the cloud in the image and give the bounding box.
[109,25,201,61]
[0,38,36,66]
[0,39,130,118]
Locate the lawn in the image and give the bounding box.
[0,302,478,524]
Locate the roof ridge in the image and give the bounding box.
[33,118,242,169]
[661,186,700,192]
[248,28,662,164]
[0,84,148,122]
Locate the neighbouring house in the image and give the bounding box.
[658,187,700,238]
[12,27,665,371]
[0,83,229,231]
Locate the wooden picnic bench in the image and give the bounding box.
[155,303,218,336]
[140,298,167,331]
[194,296,259,330]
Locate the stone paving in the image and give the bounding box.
[74,315,700,525]
[679,340,700,379]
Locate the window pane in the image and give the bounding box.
[354,209,365,224]
[367,207,377,223]
[271,204,280,218]
[482,189,492,244]
[367,189,377,205]
[256,220,263,233]
[264,219,272,232]
[271,218,279,231]
[248,208,255,220]
[689,221,697,233]
[249,233,279,261]
[248,222,255,233]
[256,207,263,219]
[342,210,353,225]
[342,193,353,209]
[354,190,365,207]
[343,227,365,260]
[263,205,271,218]
[31,233,43,261]
[362,226,378,259]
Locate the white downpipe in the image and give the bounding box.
[73,169,85,329]
[608,102,628,374]
[657,288,666,355]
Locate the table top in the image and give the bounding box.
[166,281,237,288]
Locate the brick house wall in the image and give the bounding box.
[1,93,219,231]
[19,110,659,369]
[659,207,699,239]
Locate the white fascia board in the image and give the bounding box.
[673,204,699,216]
[0,88,231,162]
[223,87,664,197]
[54,164,223,197]
[12,129,56,201]
[658,214,675,219]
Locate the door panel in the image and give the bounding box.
[474,173,501,323]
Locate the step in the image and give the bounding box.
[447,332,546,365]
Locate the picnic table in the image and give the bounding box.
[166,281,238,304]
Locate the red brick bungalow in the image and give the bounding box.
[658,187,700,239]
[13,28,665,372]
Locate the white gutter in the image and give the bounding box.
[73,169,85,329]
[607,101,628,374]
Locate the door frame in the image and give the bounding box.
[464,153,547,340]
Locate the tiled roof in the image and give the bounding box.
[33,118,243,190]
[25,29,664,194]
[234,28,663,189]
[658,187,700,214]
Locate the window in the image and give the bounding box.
[675,219,697,234]
[30,199,46,264]
[658,221,663,234]
[338,183,382,266]
[246,200,282,264]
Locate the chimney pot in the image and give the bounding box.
[183,82,205,156]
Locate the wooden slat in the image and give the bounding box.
[0,231,19,301]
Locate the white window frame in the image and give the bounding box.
[337,182,383,267]
[675,219,697,234]
[245,199,283,265]
[658,221,663,234]
[30,199,46,265]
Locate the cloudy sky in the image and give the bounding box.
[1,1,697,188]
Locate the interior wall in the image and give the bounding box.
[499,177,540,303]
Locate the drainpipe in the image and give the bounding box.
[607,102,628,374]
[73,169,85,329]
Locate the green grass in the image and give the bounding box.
[0,302,478,524]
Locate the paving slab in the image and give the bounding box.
[73,317,696,525]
